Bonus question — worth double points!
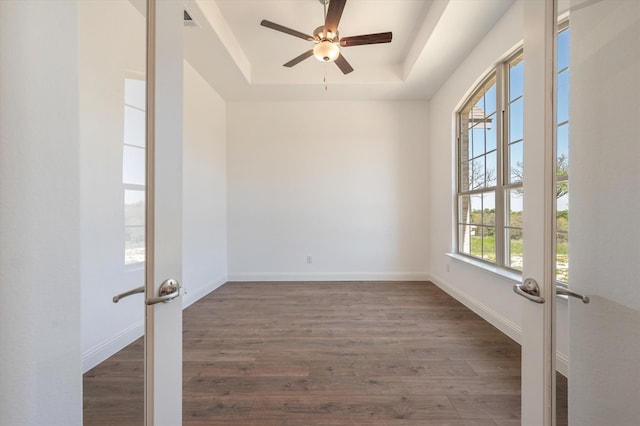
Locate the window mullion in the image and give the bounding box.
[494,63,506,268]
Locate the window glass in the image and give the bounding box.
[506,188,524,270]
[509,98,524,143]
[509,58,524,100]
[485,84,497,116]
[509,141,523,184]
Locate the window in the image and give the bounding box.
[123,78,146,265]
[456,50,524,271]
[556,21,570,283]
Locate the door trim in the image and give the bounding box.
[520,0,557,424]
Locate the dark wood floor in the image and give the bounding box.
[84,281,567,425]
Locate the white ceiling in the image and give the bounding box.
[183,0,515,101]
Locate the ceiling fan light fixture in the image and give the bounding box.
[313,40,340,62]
[260,0,392,75]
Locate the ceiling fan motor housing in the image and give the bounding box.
[260,0,391,74]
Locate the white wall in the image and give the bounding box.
[182,61,228,306]
[227,101,429,281]
[0,1,82,424]
[79,1,228,371]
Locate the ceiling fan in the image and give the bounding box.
[260,0,392,75]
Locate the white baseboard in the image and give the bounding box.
[82,320,144,373]
[227,271,430,282]
[429,272,522,343]
[429,273,569,375]
[182,274,228,309]
[82,275,228,373]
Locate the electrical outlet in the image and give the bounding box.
[306,256,312,264]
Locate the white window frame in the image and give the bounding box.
[456,49,524,272]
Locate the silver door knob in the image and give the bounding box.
[556,285,590,303]
[146,278,181,305]
[514,278,545,304]
[113,285,144,303]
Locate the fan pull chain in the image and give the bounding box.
[324,68,328,92]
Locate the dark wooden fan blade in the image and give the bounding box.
[339,32,393,47]
[261,20,315,41]
[283,50,314,67]
[324,0,347,35]
[334,53,354,74]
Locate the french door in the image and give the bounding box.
[519,0,640,424]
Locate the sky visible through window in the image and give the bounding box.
[556,25,570,283]
[557,27,570,212]
[505,34,569,214]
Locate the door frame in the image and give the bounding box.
[520,0,557,424]
[144,0,184,424]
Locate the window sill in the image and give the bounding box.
[446,253,571,302]
[446,252,522,284]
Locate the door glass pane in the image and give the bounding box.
[82,0,146,423]
[557,70,570,124]
[506,188,523,270]
[124,105,145,147]
[123,145,145,185]
[125,189,145,265]
[556,183,569,283]
[557,123,569,164]
[555,2,640,425]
